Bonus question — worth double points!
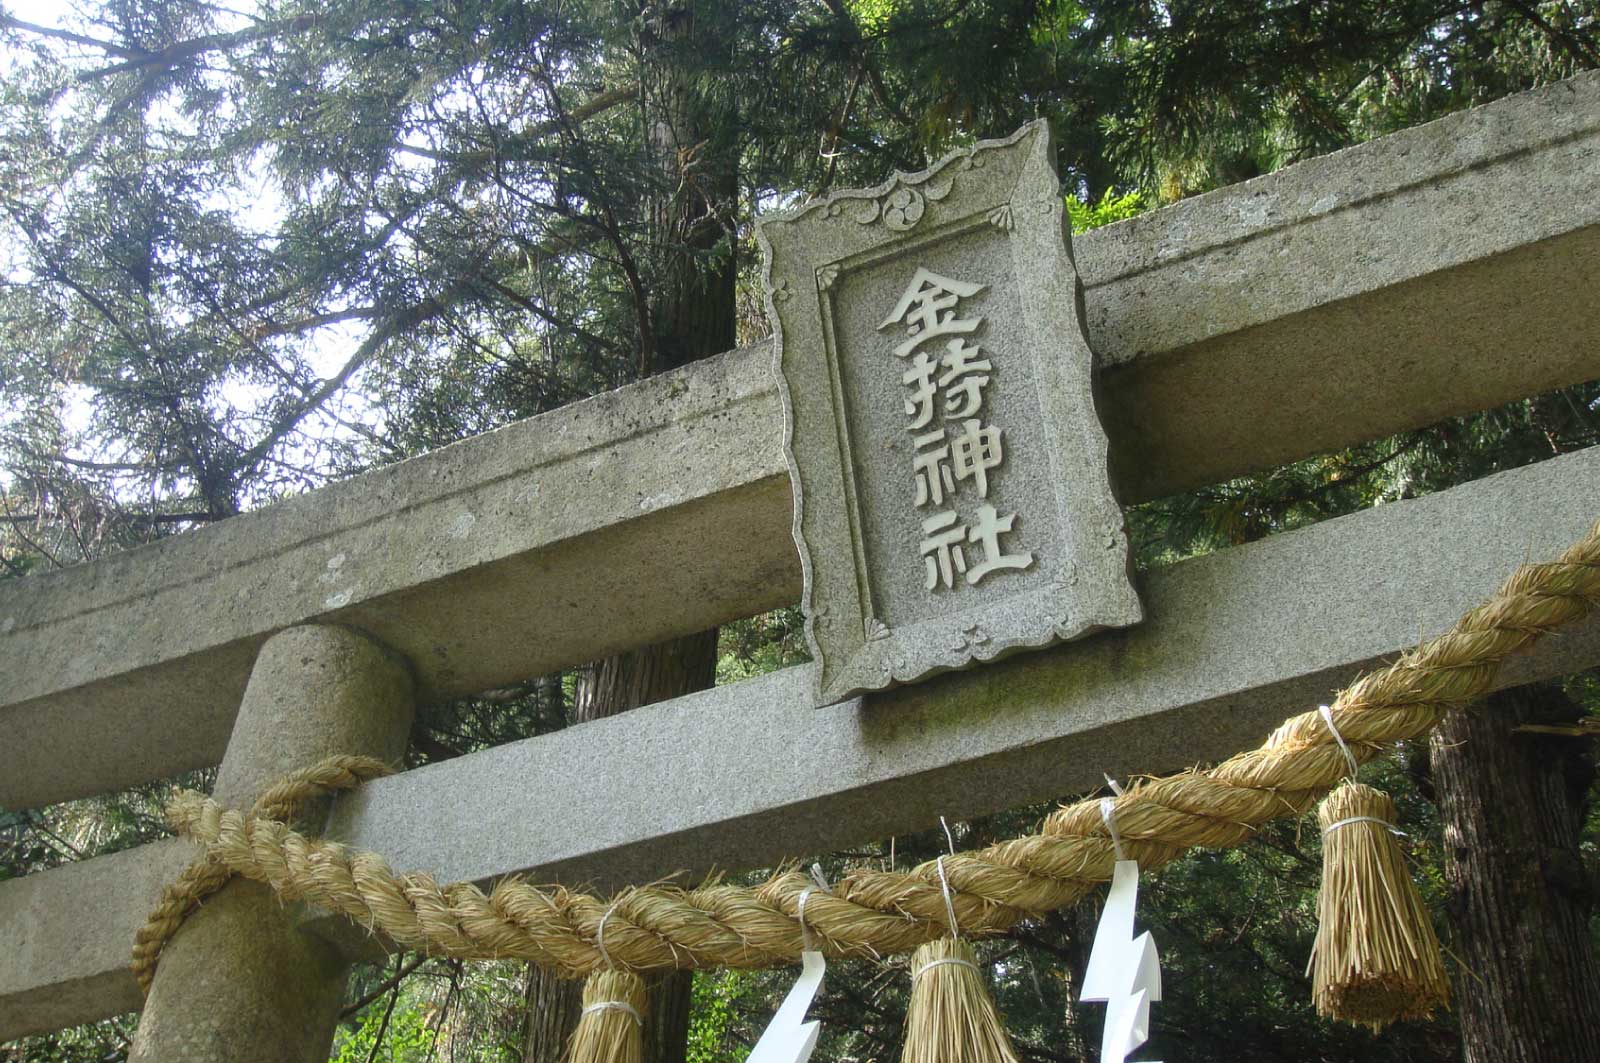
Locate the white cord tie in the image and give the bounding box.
[587,901,640,1028]
[596,899,620,970]
[913,956,980,980]
[936,855,960,939]
[1322,815,1406,838]
[797,864,834,953]
[582,1000,644,1025]
[935,816,961,938]
[1319,704,1361,780]
[1100,796,1126,863]
[797,888,816,952]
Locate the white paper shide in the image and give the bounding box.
[746,950,826,1063]
[1080,860,1162,1063]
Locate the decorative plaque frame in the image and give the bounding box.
[757,122,1141,705]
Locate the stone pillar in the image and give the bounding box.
[130,624,415,1063]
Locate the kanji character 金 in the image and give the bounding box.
[879,267,986,358]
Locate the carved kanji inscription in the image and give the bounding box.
[757,122,1142,704]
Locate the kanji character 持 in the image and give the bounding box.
[937,339,992,417]
[901,351,939,430]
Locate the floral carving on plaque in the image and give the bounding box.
[756,123,1142,704]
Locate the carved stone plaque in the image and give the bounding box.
[756,121,1141,704]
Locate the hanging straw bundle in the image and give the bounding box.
[566,969,647,1063]
[1309,782,1450,1030]
[902,937,1020,1063]
[901,841,1020,1063]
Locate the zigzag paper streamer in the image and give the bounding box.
[746,949,825,1063]
[1080,860,1162,1063]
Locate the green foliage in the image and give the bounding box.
[4,2,1600,1060]
[331,1001,437,1063]
[1130,382,1600,567]
[0,1016,135,1063]
[327,958,523,1063]
[4,0,1596,574]
[687,969,758,1063]
[1066,187,1146,232]
[717,606,810,685]
[1,767,210,883]
[1095,0,1600,200]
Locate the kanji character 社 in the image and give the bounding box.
[912,429,955,507]
[920,509,968,590]
[879,268,986,358]
[950,418,1004,498]
[938,339,993,418]
[966,503,1034,584]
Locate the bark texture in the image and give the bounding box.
[523,5,732,1060]
[520,631,717,1063]
[1428,682,1600,1063]
[522,669,584,1063]
[640,0,737,374]
[573,629,719,721]
[521,966,585,1063]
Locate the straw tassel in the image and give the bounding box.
[1309,782,1450,1030]
[566,969,647,1063]
[902,842,1019,1063]
[902,938,1021,1063]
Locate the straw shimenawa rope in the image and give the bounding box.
[131,754,394,991]
[139,519,1600,984]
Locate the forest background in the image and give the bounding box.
[2,1,1599,1060]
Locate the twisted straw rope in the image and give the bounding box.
[144,519,1600,980]
[132,755,394,991]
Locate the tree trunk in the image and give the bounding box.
[522,6,735,1060]
[640,0,737,375]
[1428,682,1600,1063]
[643,969,695,1063]
[522,966,585,1063]
[522,669,584,1063]
[520,631,718,1063]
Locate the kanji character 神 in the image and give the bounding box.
[912,429,955,507]
[950,418,1004,498]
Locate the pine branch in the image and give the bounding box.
[527,47,656,377]
[0,15,144,58]
[0,510,214,525]
[395,82,638,165]
[230,293,451,477]
[818,0,914,130]
[1499,0,1600,66]
[78,14,323,81]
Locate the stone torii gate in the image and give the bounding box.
[2,70,1599,1058]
